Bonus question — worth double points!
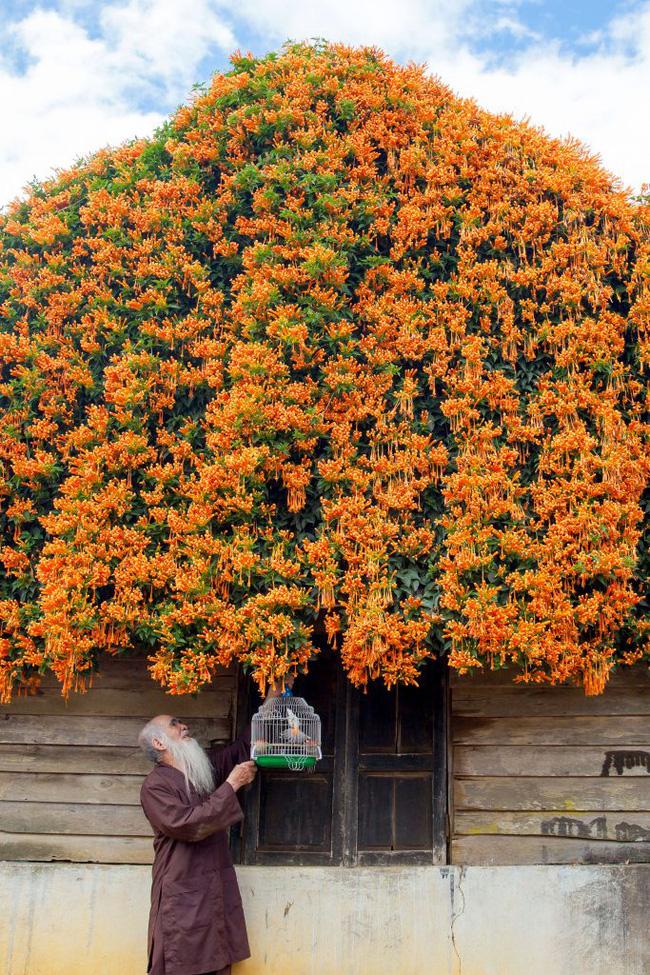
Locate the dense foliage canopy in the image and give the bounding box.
[0,43,647,701]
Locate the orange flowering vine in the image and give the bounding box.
[0,43,647,701]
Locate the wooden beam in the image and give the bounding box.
[0,687,232,718]
[0,744,151,775]
[454,776,650,812]
[452,834,650,865]
[454,810,650,842]
[0,714,230,747]
[0,830,153,864]
[339,680,360,867]
[452,715,650,747]
[0,801,151,835]
[36,656,235,688]
[0,772,143,805]
[452,686,650,718]
[453,745,650,778]
[449,666,650,689]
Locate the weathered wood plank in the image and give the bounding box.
[453,687,650,718]
[0,686,232,718]
[450,666,650,689]
[0,831,153,863]
[37,656,235,687]
[0,744,150,774]
[0,772,143,805]
[455,776,650,812]
[0,714,229,746]
[0,800,151,835]
[0,742,230,775]
[451,834,650,865]
[452,716,650,746]
[454,810,650,842]
[453,745,650,778]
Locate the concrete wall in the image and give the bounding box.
[1,862,648,975]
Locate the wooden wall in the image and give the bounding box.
[0,658,235,864]
[3,657,650,867]
[450,667,650,865]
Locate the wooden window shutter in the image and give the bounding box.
[233,652,448,866]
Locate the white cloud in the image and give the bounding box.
[430,6,650,193]
[0,1,236,206]
[100,0,235,95]
[0,0,648,208]
[224,0,470,54]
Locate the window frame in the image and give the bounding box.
[231,656,450,867]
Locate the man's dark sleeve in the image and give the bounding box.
[140,778,243,842]
[208,731,252,785]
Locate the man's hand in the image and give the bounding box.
[226,760,257,792]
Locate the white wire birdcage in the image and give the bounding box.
[251,691,322,771]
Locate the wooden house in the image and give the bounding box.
[1,654,649,974]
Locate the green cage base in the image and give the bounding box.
[254,755,317,770]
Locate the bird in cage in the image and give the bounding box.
[280,707,310,745]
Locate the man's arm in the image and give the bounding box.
[209,678,292,782]
[208,731,251,785]
[141,767,252,842]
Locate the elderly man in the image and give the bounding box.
[138,710,257,975]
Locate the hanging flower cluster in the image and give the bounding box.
[0,43,647,700]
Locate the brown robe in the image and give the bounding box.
[140,736,251,975]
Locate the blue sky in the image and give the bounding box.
[1,1,648,206]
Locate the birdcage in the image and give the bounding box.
[251,690,322,771]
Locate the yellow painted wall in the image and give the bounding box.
[1,862,648,975]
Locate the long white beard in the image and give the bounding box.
[166,736,215,798]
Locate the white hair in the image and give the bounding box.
[138,720,163,764]
[138,720,215,798]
